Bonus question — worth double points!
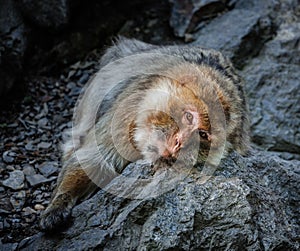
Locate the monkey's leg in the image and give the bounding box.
[40,163,97,232]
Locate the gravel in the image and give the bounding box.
[0,51,100,244]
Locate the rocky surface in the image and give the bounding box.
[242,22,300,159]
[0,0,299,250]
[191,8,274,68]
[18,152,300,250]
[169,0,237,38]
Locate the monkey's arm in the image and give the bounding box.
[39,154,98,231]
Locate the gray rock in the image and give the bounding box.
[22,206,37,216]
[26,174,55,187]
[18,151,300,250]
[169,0,233,37]
[2,170,25,190]
[242,22,300,157]
[25,142,35,151]
[192,8,274,68]
[78,73,89,85]
[2,151,15,164]
[37,118,48,128]
[5,165,14,171]
[37,142,52,150]
[0,241,18,251]
[0,197,13,213]
[10,191,26,211]
[0,0,28,96]
[37,162,58,177]
[234,0,272,12]
[22,165,36,176]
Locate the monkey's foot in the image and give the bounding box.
[39,194,73,232]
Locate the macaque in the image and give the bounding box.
[40,37,250,231]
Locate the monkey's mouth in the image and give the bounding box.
[146,144,186,165]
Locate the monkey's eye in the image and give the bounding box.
[199,130,208,140]
[185,112,193,124]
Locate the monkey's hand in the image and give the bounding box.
[39,193,73,232]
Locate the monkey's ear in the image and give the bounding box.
[178,75,197,86]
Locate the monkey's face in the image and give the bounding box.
[168,106,212,165]
[134,105,212,165]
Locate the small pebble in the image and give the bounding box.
[38,118,48,127]
[79,73,89,84]
[22,165,36,176]
[6,165,15,171]
[7,123,18,128]
[37,142,52,149]
[38,162,58,177]
[10,191,26,211]
[67,70,76,79]
[40,134,48,141]
[66,82,76,89]
[26,174,55,187]
[35,112,44,120]
[34,204,45,210]
[0,197,12,213]
[25,214,36,223]
[2,151,15,164]
[22,207,36,215]
[25,130,36,137]
[69,87,82,96]
[2,170,25,190]
[75,69,82,77]
[147,19,158,28]
[3,219,10,228]
[80,62,94,69]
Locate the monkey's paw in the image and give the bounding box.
[39,195,72,232]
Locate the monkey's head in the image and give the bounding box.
[134,83,212,166]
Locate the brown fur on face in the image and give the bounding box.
[133,78,214,163]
